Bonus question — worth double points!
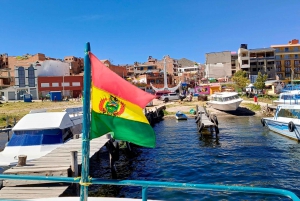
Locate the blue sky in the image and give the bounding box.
[1,0,299,64]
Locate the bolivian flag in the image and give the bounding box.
[90,52,156,148]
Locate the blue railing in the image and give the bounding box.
[0,174,299,200]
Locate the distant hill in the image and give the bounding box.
[178,58,196,67]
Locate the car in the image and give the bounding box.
[159,93,180,102]
[154,91,171,99]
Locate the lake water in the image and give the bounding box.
[1,116,300,200]
[90,116,300,201]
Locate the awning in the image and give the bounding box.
[265,80,281,86]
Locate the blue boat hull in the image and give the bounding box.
[263,118,300,141]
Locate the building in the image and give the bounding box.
[271,39,300,80]
[0,53,10,86]
[231,52,239,75]
[38,75,83,98]
[177,58,201,85]
[64,56,84,75]
[237,44,276,81]
[205,51,232,79]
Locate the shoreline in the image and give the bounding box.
[148,99,266,119]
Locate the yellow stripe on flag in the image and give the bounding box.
[92,86,149,124]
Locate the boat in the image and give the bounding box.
[207,92,243,111]
[0,107,83,166]
[175,111,187,120]
[272,90,300,106]
[261,104,300,141]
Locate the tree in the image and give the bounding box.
[232,70,249,90]
[253,72,268,91]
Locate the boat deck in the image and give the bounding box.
[0,135,110,200]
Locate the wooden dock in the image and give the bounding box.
[0,134,110,199]
[195,105,219,135]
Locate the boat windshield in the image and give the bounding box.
[277,108,300,119]
[213,95,239,102]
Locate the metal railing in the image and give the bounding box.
[0,174,299,201]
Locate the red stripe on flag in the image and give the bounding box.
[90,52,155,108]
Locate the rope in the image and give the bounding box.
[74,176,93,186]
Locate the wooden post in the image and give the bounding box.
[13,117,16,126]
[71,151,79,196]
[17,155,27,166]
[71,151,78,177]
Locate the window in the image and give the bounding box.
[28,66,35,87]
[284,47,289,52]
[52,83,59,87]
[294,47,299,51]
[295,54,299,59]
[62,82,70,86]
[41,83,50,87]
[284,60,291,67]
[285,67,291,72]
[276,67,281,72]
[276,61,281,67]
[18,67,25,87]
[295,60,300,67]
[72,82,80,86]
[284,55,289,59]
[242,60,249,65]
[267,61,274,65]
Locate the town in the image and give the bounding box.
[0,39,299,101]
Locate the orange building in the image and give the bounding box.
[271,39,300,80]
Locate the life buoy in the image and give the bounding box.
[288,121,295,132]
[261,119,265,127]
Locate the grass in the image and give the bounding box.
[241,103,261,111]
[0,100,82,127]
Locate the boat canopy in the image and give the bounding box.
[13,112,74,131]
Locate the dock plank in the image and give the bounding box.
[1,135,110,199]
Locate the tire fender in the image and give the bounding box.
[288,121,295,132]
[261,119,265,127]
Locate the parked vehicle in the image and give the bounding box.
[154,91,171,99]
[159,93,180,102]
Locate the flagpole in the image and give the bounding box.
[80,42,91,201]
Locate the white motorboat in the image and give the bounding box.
[272,90,300,106]
[262,104,300,141]
[0,107,82,166]
[207,92,243,111]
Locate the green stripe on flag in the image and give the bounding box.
[91,111,156,148]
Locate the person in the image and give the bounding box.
[189,92,193,102]
[54,96,57,102]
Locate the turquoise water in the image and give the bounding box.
[91,116,300,200]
